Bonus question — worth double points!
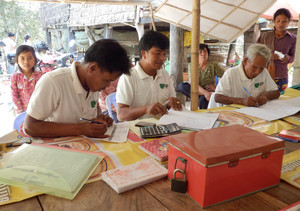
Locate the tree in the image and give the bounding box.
[0,1,44,46]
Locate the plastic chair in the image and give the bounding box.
[105,92,117,122]
[13,111,26,133]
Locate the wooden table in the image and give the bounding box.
[2,141,300,211]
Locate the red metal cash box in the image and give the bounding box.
[167,125,285,208]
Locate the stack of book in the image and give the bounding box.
[102,158,168,193]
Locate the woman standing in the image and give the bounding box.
[257,8,296,92]
[178,44,224,109]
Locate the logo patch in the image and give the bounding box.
[160,84,168,89]
[91,100,97,108]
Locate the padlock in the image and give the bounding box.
[171,169,187,193]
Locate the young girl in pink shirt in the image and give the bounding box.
[11,45,43,114]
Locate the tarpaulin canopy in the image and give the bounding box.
[154,0,277,43]
[262,0,300,20]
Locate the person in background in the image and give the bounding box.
[210,44,280,107]
[3,32,17,74]
[117,30,182,121]
[177,44,224,109]
[3,32,16,55]
[24,39,131,138]
[257,8,296,92]
[24,34,33,46]
[11,45,43,114]
[99,78,119,123]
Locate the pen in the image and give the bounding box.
[80,117,103,124]
[243,86,259,107]
[243,86,251,96]
[276,136,299,143]
[162,99,170,107]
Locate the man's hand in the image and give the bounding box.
[97,114,113,126]
[243,96,259,107]
[204,91,213,101]
[256,93,268,106]
[205,84,216,92]
[81,121,108,138]
[167,97,182,111]
[145,102,168,116]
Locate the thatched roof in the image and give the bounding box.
[40,3,146,29]
[40,3,71,29]
[69,4,136,27]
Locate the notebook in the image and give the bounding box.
[278,130,300,142]
[138,137,169,162]
[0,144,102,200]
[101,158,168,193]
[281,149,300,189]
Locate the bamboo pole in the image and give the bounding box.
[292,14,300,85]
[190,0,200,111]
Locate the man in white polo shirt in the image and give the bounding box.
[116,30,182,121]
[210,44,280,108]
[24,39,131,138]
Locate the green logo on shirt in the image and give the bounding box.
[254,83,260,88]
[91,100,97,108]
[160,84,168,89]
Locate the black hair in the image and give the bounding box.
[199,44,210,56]
[24,34,31,42]
[138,30,169,59]
[16,45,38,72]
[274,8,291,21]
[84,39,131,75]
[8,32,15,37]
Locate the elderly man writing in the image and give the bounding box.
[209,44,280,108]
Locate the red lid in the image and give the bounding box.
[167,125,285,166]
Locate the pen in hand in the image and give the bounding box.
[80,117,103,124]
[243,86,259,107]
[243,86,251,96]
[162,99,170,107]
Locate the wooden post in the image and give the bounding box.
[55,30,63,51]
[104,24,113,39]
[135,5,144,40]
[68,28,76,53]
[292,16,300,85]
[190,0,200,111]
[45,29,52,50]
[170,24,185,103]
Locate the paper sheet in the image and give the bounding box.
[235,96,300,121]
[90,122,130,143]
[157,107,219,130]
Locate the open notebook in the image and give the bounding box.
[0,144,102,200]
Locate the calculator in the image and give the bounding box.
[140,123,181,138]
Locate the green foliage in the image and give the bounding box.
[0,1,44,46]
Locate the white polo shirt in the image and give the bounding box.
[215,64,278,98]
[27,62,99,123]
[117,62,176,119]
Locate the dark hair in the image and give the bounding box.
[16,45,38,71]
[8,32,15,37]
[24,34,31,42]
[199,44,210,56]
[274,8,291,21]
[84,39,131,75]
[138,30,169,59]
